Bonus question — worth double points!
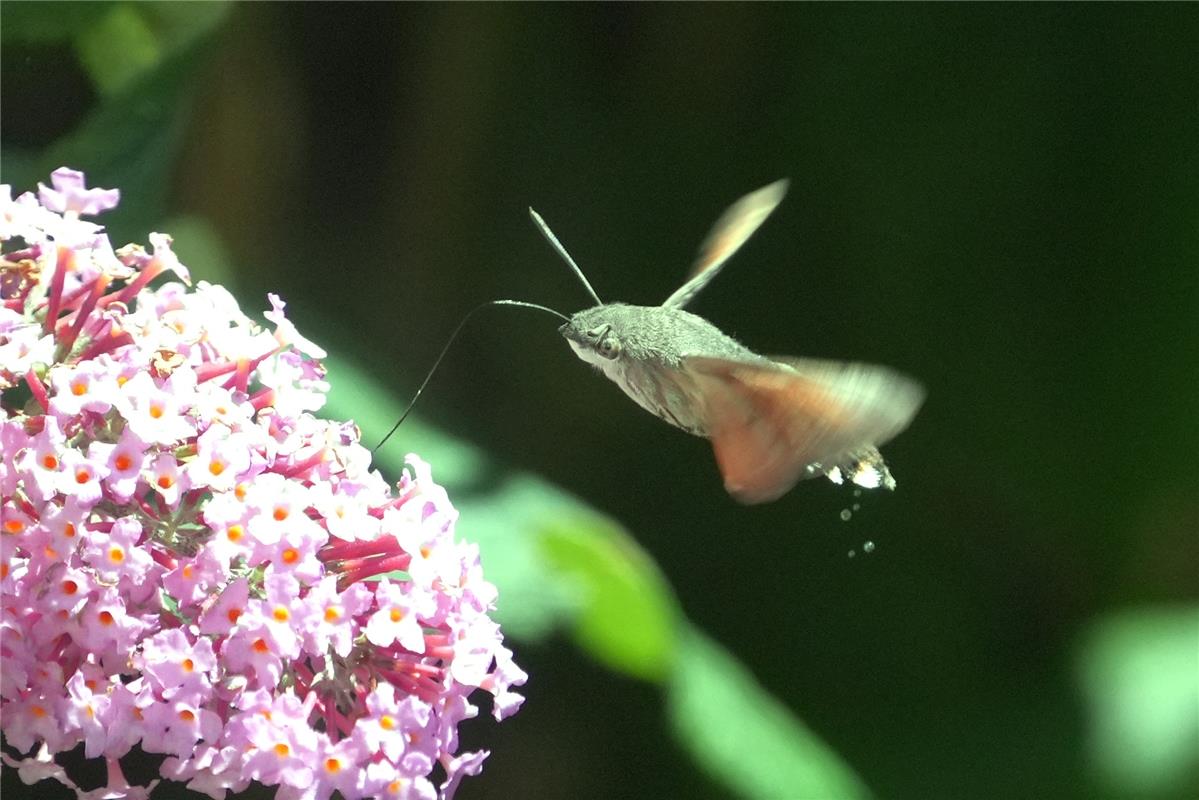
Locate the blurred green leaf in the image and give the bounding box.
[668,625,871,800]
[1078,606,1199,797]
[73,2,230,96]
[161,214,238,289]
[76,4,162,96]
[539,514,679,681]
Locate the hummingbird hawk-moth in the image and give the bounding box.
[531,179,925,504]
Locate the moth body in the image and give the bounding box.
[560,303,765,436]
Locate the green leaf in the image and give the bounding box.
[668,625,871,800]
[159,589,186,623]
[1077,606,1199,797]
[75,3,162,96]
[539,514,679,681]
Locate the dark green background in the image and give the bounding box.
[3,4,1197,799]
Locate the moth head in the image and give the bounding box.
[560,309,624,362]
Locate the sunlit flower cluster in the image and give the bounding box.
[0,169,525,800]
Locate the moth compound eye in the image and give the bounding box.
[585,327,604,340]
[598,337,621,359]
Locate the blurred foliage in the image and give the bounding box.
[1078,607,1199,795]
[3,2,1198,800]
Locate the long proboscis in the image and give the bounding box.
[372,299,569,453]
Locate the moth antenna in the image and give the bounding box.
[373,299,569,453]
[528,207,603,306]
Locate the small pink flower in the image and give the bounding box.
[37,167,120,216]
[197,577,250,636]
[161,548,223,607]
[92,427,148,502]
[139,628,217,700]
[139,695,222,760]
[115,371,197,445]
[186,425,253,493]
[40,565,93,614]
[72,587,147,665]
[302,576,371,658]
[365,577,436,653]
[358,684,433,764]
[55,448,108,506]
[243,472,313,547]
[62,670,112,758]
[240,691,320,788]
[220,617,288,687]
[146,451,188,507]
[48,360,119,418]
[81,517,152,584]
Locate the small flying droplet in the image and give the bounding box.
[863,540,875,554]
[847,549,857,558]
[839,508,853,522]
[852,502,860,512]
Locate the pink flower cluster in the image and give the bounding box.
[0,169,525,800]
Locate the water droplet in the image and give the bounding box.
[863,540,875,554]
[847,549,856,558]
[839,508,853,521]
[853,488,862,498]
[852,503,860,512]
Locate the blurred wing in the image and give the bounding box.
[662,179,789,310]
[686,355,925,504]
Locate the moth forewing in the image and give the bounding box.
[662,178,790,310]
[768,357,927,453]
[685,356,924,504]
